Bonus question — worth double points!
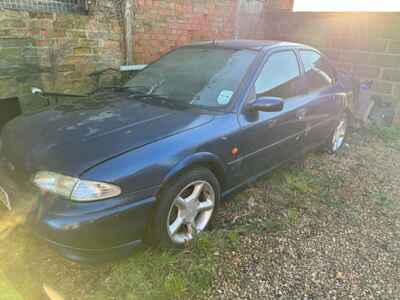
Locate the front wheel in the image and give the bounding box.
[152,167,220,248]
[327,114,348,154]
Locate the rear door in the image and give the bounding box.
[237,50,308,178]
[298,50,343,150]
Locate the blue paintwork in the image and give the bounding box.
[0,40,352,262]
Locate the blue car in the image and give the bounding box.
[0,40,351,262]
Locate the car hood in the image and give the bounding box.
[1,95,214,177]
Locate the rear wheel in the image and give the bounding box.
[152,167,220,248]
[327,114,348,154]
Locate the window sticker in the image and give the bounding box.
[217,90,234,105]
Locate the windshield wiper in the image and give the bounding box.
[89,86,149,95]
[132,94,191,109]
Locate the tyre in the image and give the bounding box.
[152,167,220,248]
[327,113,348,154]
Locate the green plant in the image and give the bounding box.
[227,230,240,245]
[88,233,223,300]
[284,170,314,194]
[367,125,400,150]
[373,192,395,209]
[287,208,299,224]
[0,272,23,300]
[164,273,187,298]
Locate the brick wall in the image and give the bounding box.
[262,12,400,104]
[0,10,123,111]
[3,0,398,114]
[133,0,237,64]
[0,0,242,111]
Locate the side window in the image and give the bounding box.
[255,51,301,99]
[300,50,335,92]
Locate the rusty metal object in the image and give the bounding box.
[351,82,375,127]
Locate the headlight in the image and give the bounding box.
[33,171,121,202]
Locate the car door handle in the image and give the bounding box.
[296,109,307,120]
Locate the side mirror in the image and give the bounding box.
[246,96,284,112]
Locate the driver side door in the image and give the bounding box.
[237,50,308,179]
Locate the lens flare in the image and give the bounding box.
[294,0,400,12]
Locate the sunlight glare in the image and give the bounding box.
[294,0,400,12]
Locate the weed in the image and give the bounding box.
[373,192,395,209]
[247,218,287,234]
[227,230,240,245]
[88,233,222,300]
[367,125,400,150]
[164,273,187,299]
[284,170,314,194]
[287,208,299,224]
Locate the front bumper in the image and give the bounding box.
[44,235,143,264]
[28,187,158,263]
[1,156,159,263]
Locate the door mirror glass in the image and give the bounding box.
[246,97,284,112]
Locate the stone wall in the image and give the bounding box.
[0,10,123,111]
[133,0,237,64]
[0,0,245,111]
[262,12,400,104]
[3,0,398,113]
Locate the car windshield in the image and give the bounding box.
[124,46,257,108]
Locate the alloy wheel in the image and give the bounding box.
[166,180,215,244]
[332,118,347,152]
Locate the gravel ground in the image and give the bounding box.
[208,129,400,299]
[1,128,400,300]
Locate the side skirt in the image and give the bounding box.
[221,157,296,200]
[221,140,329,200]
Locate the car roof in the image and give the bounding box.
[188,39,314,51]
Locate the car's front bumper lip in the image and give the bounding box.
[42,236,143,263]
[29,192,158,262]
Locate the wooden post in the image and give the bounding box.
[234,0,243,40]
[123,0,134,65]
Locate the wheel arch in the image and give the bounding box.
[143,152,226,241]
[160,152,226,195]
